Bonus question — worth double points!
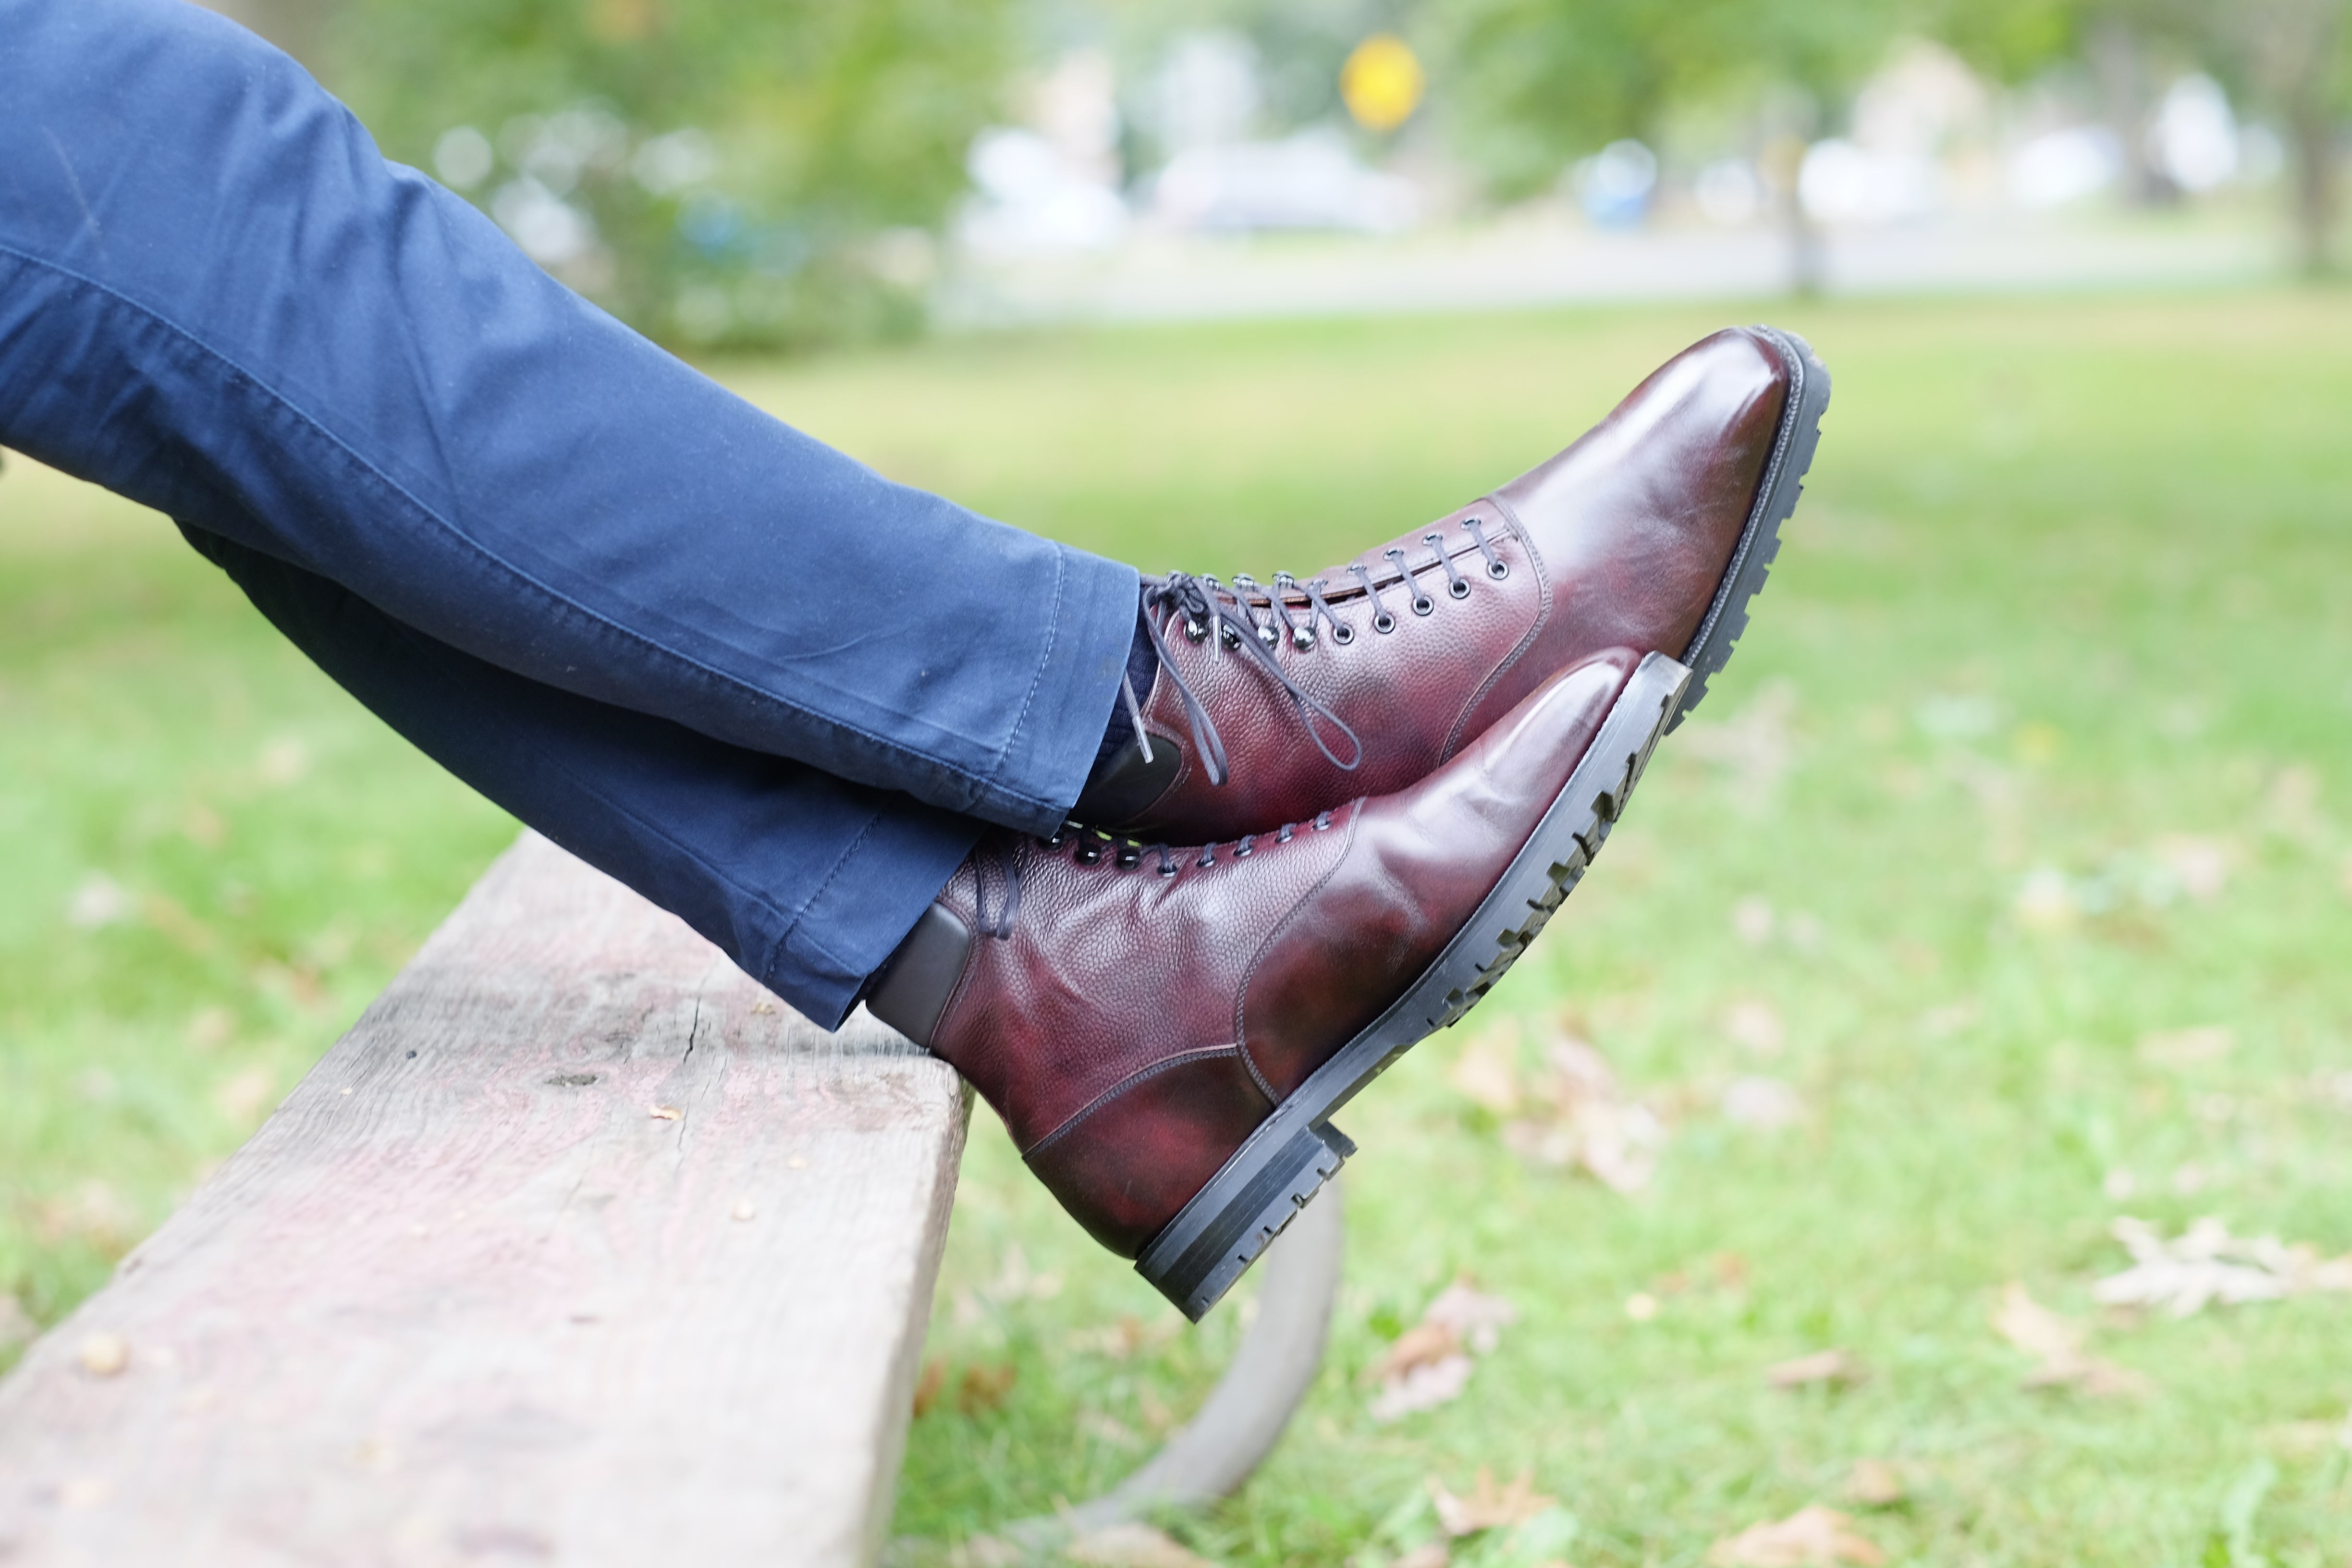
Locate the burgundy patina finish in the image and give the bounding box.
[905,651,1637,1256]
[1081,326,1800,843]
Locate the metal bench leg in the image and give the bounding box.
[1008,1176,1346,1545]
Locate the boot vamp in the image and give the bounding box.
[1125,331,1785,843]
[1238,649,1636,1100]
[926,821,1354,1153]
[1132,543,1544,840]
[1490,327,1788,667]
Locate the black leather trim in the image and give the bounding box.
[1072,730,1182,824]
[866,903,972,1048]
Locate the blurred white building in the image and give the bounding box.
[957,50,1129,255]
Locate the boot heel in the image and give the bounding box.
[1139,1121,1353,1322]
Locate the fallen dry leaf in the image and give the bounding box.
[211,1067,277,1125]
[1429,1468,1556,1536]
[1066,1522,1215,1568]
[910,1357,946,1418]
[952,1535,1025,1568]
[956,1361,1017,1416]
[1492,1035,1666,1193]
[1993,1282,2152,1396]
[1364,1321,1461,1384]
[2013,867,2078,932]
[1077,1410,1141,1448]
[1843,1460,1905,1508]
[649,1104,682,1121]
[1071,1314,1178,1360]
[1679,679,1797,801]
[1368,1356,1474,1421]
[1706,1506,1886,1567]
[77,1332,129,1378]
[1723,1000,1787,1058]
[0,1295,36,1354]
[1450,1030,1523,1115]
[1420,1280,1518,1352]
[2151,834,2233,901]
[2095,1216,2352,1317]
[1722,1077,1805,1131]
[1367,1277,1517,1421]
[1766,1349,1862,1389]
[1991,1282,2076,1361]
[2137,1025,2235,1068]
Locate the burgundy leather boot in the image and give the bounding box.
[1077,325,1827,844]
[871,648,1690,1317]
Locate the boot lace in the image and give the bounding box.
[1122,515,1507,785]
[981,809,1341,938]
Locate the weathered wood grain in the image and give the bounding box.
[0,833,968,1568]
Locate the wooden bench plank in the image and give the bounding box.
[0,833,968,1567]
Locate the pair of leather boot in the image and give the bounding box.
[872,327,1831,1317]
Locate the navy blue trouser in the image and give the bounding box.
[0,0,1140,1026]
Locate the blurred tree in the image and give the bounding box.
[2203,0,2350,274]
[1433,0,1911,292]
[1064,0,1408,156]
[1937,0,2351,274]
[327,0,1019,348]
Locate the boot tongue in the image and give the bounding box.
[1076,730,1183,824]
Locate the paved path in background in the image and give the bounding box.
[938,218,2280,327]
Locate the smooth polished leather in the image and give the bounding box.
[916,650,1637,1257]
[1090,327,1788,843]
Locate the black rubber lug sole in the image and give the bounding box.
[1668,325,1831,731]
[1136,652,1692,1320]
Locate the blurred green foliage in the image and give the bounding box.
[1430,0,1909,201]
[329,0,1019,349]
[1431,0,2350,271]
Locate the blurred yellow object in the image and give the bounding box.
[1341,34,1425,133]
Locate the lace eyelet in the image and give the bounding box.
[1330,622,1356,645]
[1372,612,1396,635]
[1312,811,1333,831]
[1218,625,1243,650]
[1292,628,1315,650]
[1115,845,1141,869]
[1040,830,1067,849]
[1410,594,1435,616]
[1487,559,1510,581]
[1158,862,1178,878]
[1197,845,1217,868]
[1073,842,1103,866]
[1234,835,1254,858]
[1256,624,1279,647]
[1184,619,1208,643]
[1449,578,1472,600]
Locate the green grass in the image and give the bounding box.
[6,292,2352,1563]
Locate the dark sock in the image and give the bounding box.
[1091,612,1160,770]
